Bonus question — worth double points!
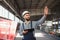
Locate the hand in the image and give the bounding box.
[44,6,48,16]
[22,30,28,35]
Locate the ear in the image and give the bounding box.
[23,15,25,19]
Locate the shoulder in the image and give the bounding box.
[31,21,36,24]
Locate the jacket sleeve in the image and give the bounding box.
[36,15,46,26]
[19,23,23,35]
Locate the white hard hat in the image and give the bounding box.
[22,11,30,17]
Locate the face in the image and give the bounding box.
[23,13,30,20]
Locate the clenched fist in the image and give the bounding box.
[22,30,28,35]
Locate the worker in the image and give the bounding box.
[19,6,48,40]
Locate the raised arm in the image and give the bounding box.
[36,6,48,26]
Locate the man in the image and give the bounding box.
[19,6,48,40]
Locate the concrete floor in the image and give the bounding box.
[15,30,60,40]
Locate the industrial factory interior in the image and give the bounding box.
[0,0,60,40]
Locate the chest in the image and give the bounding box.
[22,21,35,29]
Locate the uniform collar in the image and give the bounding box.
[24,21,31,24]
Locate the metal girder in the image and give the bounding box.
[0,0,2,1]
[3,0,21,19]
[35,0,41,9]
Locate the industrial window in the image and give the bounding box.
[0,5,9,18]
[9,12,15,21]
[0,5,23,23]
[15,17,20,22]
[2,7,9,18]
[0,5,3,17]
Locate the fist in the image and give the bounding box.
[22,30,28,35]
[44,6,48,16]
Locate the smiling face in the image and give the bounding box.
[23,13,30,21]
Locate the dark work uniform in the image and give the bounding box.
[22,21,36,40]
[19,15,46,40]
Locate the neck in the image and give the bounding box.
[25,19,30,22]
[24,19,30,24]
